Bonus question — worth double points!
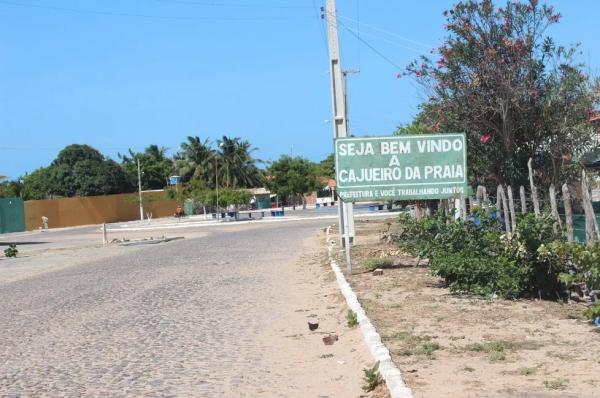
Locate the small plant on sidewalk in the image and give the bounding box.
[346,309,358,328]
[362,361,383,392]
[4,244,18,258]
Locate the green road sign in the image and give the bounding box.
[335,134,468,202]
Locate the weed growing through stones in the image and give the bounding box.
[362,361,383,392]
[544,378,568,390]
[4,244,17,258]
[347,310,358,328]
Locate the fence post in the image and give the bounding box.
[549,184,562,233]
[519,186,527,214]
[460,197,467,221]
[582,170,599,245]
[507,185,517,233]
[498,185,511,234]
[528,158,540,216]
[561,183,574,242]
[102,223,107,246]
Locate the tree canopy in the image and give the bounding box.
[265,155,320,204]
[403,0,599,187]
[22,145,132,199]
[120,145,173,190]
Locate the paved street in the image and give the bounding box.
[0,219,373,397]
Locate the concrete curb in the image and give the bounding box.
[325,226,413,398]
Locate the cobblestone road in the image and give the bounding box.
[0,220,356,397]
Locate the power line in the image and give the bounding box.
[337,13,432,50]
[312,0,329,61]
[156,0,313,9]
[0,0,313,21]
[344,27,424,54]
[336,20,403,70]
[355,0,361,70]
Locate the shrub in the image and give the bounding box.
[583,302,600,321]
[4,244,18,258]
[396,211,565,298]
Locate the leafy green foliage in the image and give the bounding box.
[404,0,599,186]
[396,212,565,298]
[583,302,600,321]
[346,310,358,328]
[119,145,173,190]
[22,145,132,198]
[266,155,320,202]
[362,362,383,392]
[21,168,51,200]
[216,135,263,189]
[318,153,336,179]
[363,258,394,271]
[4,244,18,258]
[0,180,22,198]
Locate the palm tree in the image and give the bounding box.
[216,135,263,188]
[174,136,215,184]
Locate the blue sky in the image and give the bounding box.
[1,0,599,179]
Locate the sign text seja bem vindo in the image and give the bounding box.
[335,134,468,201]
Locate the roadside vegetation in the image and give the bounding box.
[395,211,600,301]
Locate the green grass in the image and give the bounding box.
[518,367,536,376]
[319,353,334,359]
[414,341,440,356]
[465,340,513,362]
[543,378,568,390]
[363,258,394,271]
[346,310,358,328]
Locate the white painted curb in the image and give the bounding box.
[325,226,413,398]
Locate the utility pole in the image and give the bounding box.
[215,156,219,221]
[324,0,354,274]
[137,158,144,221]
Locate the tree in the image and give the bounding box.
[265,155,320,209]
[21,168,51,200]
[404,0,599,187]
[120,145,173,190]
[0,180,22,198]
[43,145,132,197]
[216,135,263,188]
[318,154,336,179]
[174,136,215,184]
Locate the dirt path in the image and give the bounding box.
[334,220,600,398]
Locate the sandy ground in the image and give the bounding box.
[251,233,389,398]
[332,219,600,398]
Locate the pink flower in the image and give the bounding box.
[480,134,491,143]
[549,13,561,23]
[528,88,538,98]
